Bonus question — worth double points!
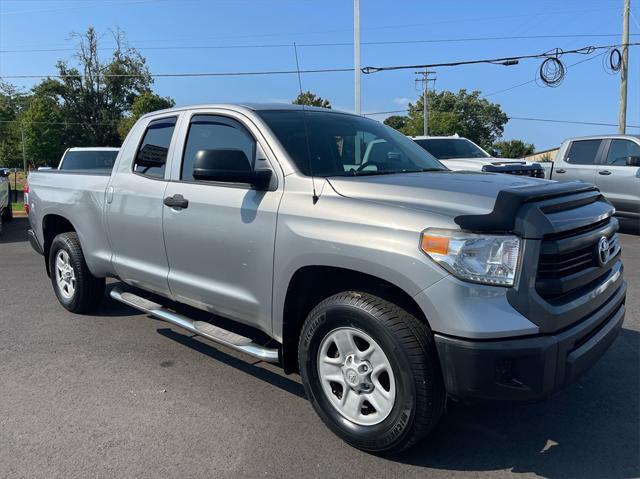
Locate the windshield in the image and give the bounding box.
[258,110,445,176]
[60,150,119,171]
[414,138,489,160]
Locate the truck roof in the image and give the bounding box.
[139,102,353,121]
[408,135,461,140]
[561,134,640,142]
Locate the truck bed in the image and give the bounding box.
[27,170,115,277]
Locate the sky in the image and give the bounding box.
[1,0,638,150]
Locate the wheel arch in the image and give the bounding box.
[281,265,429,374]
[42,214,77,276]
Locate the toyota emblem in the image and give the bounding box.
[597,236,610,266]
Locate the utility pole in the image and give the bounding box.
[618,0,630,134]
[20,125,26,202]
[415,70,436,136]
[354,0,361,115]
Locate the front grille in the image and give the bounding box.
[536,218,620,302]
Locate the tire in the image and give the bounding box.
[1,201,11,222]
[49,232,105,313]
[2,185,12,222]
[298,291,445,455]
[0,213,3,236]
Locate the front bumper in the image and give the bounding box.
[434,281,626,401]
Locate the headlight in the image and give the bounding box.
[420,228,521,286]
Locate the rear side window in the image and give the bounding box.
[605,139,640,166]
[181,115,255,181]
[566,139,601,165]
[134,117,177,179]
[60,150,119,171]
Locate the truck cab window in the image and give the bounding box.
[566,139,601,165]
[134,117,177,179]
[606,139,640,166]
[181,115,255,181]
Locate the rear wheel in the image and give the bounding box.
[49,232,105,313]
[298,291,445,454]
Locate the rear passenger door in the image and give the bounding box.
[596,138,640,216]
[162,112,283,334]
[555,139,603,185]
[106,116,179,297]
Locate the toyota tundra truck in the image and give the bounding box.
[26,104,626,454]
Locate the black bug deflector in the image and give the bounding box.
[454,181,600,237]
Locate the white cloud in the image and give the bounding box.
[392,97,410,106]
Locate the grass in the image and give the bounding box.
[8,171,26,191]
[11,202,25,214]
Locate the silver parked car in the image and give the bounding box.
[546,135,640,219]
[25,104,626,454]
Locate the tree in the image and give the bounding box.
[292,91,331,108]
[0,81,27,168]
[390,89,508,150]
[492,139,535,158]
[40,27,155,147]
[383,115,408,131]
[118,91,175,140]
[21,94,67,167]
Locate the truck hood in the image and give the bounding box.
[327,171,547,218]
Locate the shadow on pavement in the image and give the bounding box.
[396,327,640,478]
[157,327,306,400]
[0,217,30,245]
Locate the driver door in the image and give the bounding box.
[162,112,283,334]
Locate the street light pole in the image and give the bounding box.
[354,0,361,115]
[618,0,630,134]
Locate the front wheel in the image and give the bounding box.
[298,291,445,454]
[49,232,105,313]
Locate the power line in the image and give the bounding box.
[362,43,639,74]
[3,34,639,54]
[483,50,608,97]
[3,116,639,129]
[0,67,354,80]
[360,111,640,129]
[3,42,637,80]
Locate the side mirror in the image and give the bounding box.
[135,144,168,168]
[192,149,272,188]
[625,156,640,167]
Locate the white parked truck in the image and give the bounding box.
[411,135,545,178]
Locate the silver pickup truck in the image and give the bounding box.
[544,135,640,219]
[26,104,626,454]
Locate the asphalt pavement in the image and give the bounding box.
[1,218,638,478]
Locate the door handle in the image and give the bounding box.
[555,169,566,174]
[163,194,189,209]
[598,170,612,176]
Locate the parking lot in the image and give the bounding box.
[0,217,638,478]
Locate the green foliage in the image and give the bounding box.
[492,139,535,158]
[292,91,331,109]
[538,152,553,162]
[0,81,26,168]
[118,91,175,140]
[383,115,408,131]
[391,89,509,150]
[0,28,174,169]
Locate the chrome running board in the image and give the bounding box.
[110,287,279,363]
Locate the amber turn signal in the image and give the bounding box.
[421,235,449,255]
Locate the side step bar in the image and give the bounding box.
[110,287,279,363]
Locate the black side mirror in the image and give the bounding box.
[136,144,168,168]
[192,149,272,188]
[625,156,640,167]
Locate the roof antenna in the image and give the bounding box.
[293,42,319,204]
